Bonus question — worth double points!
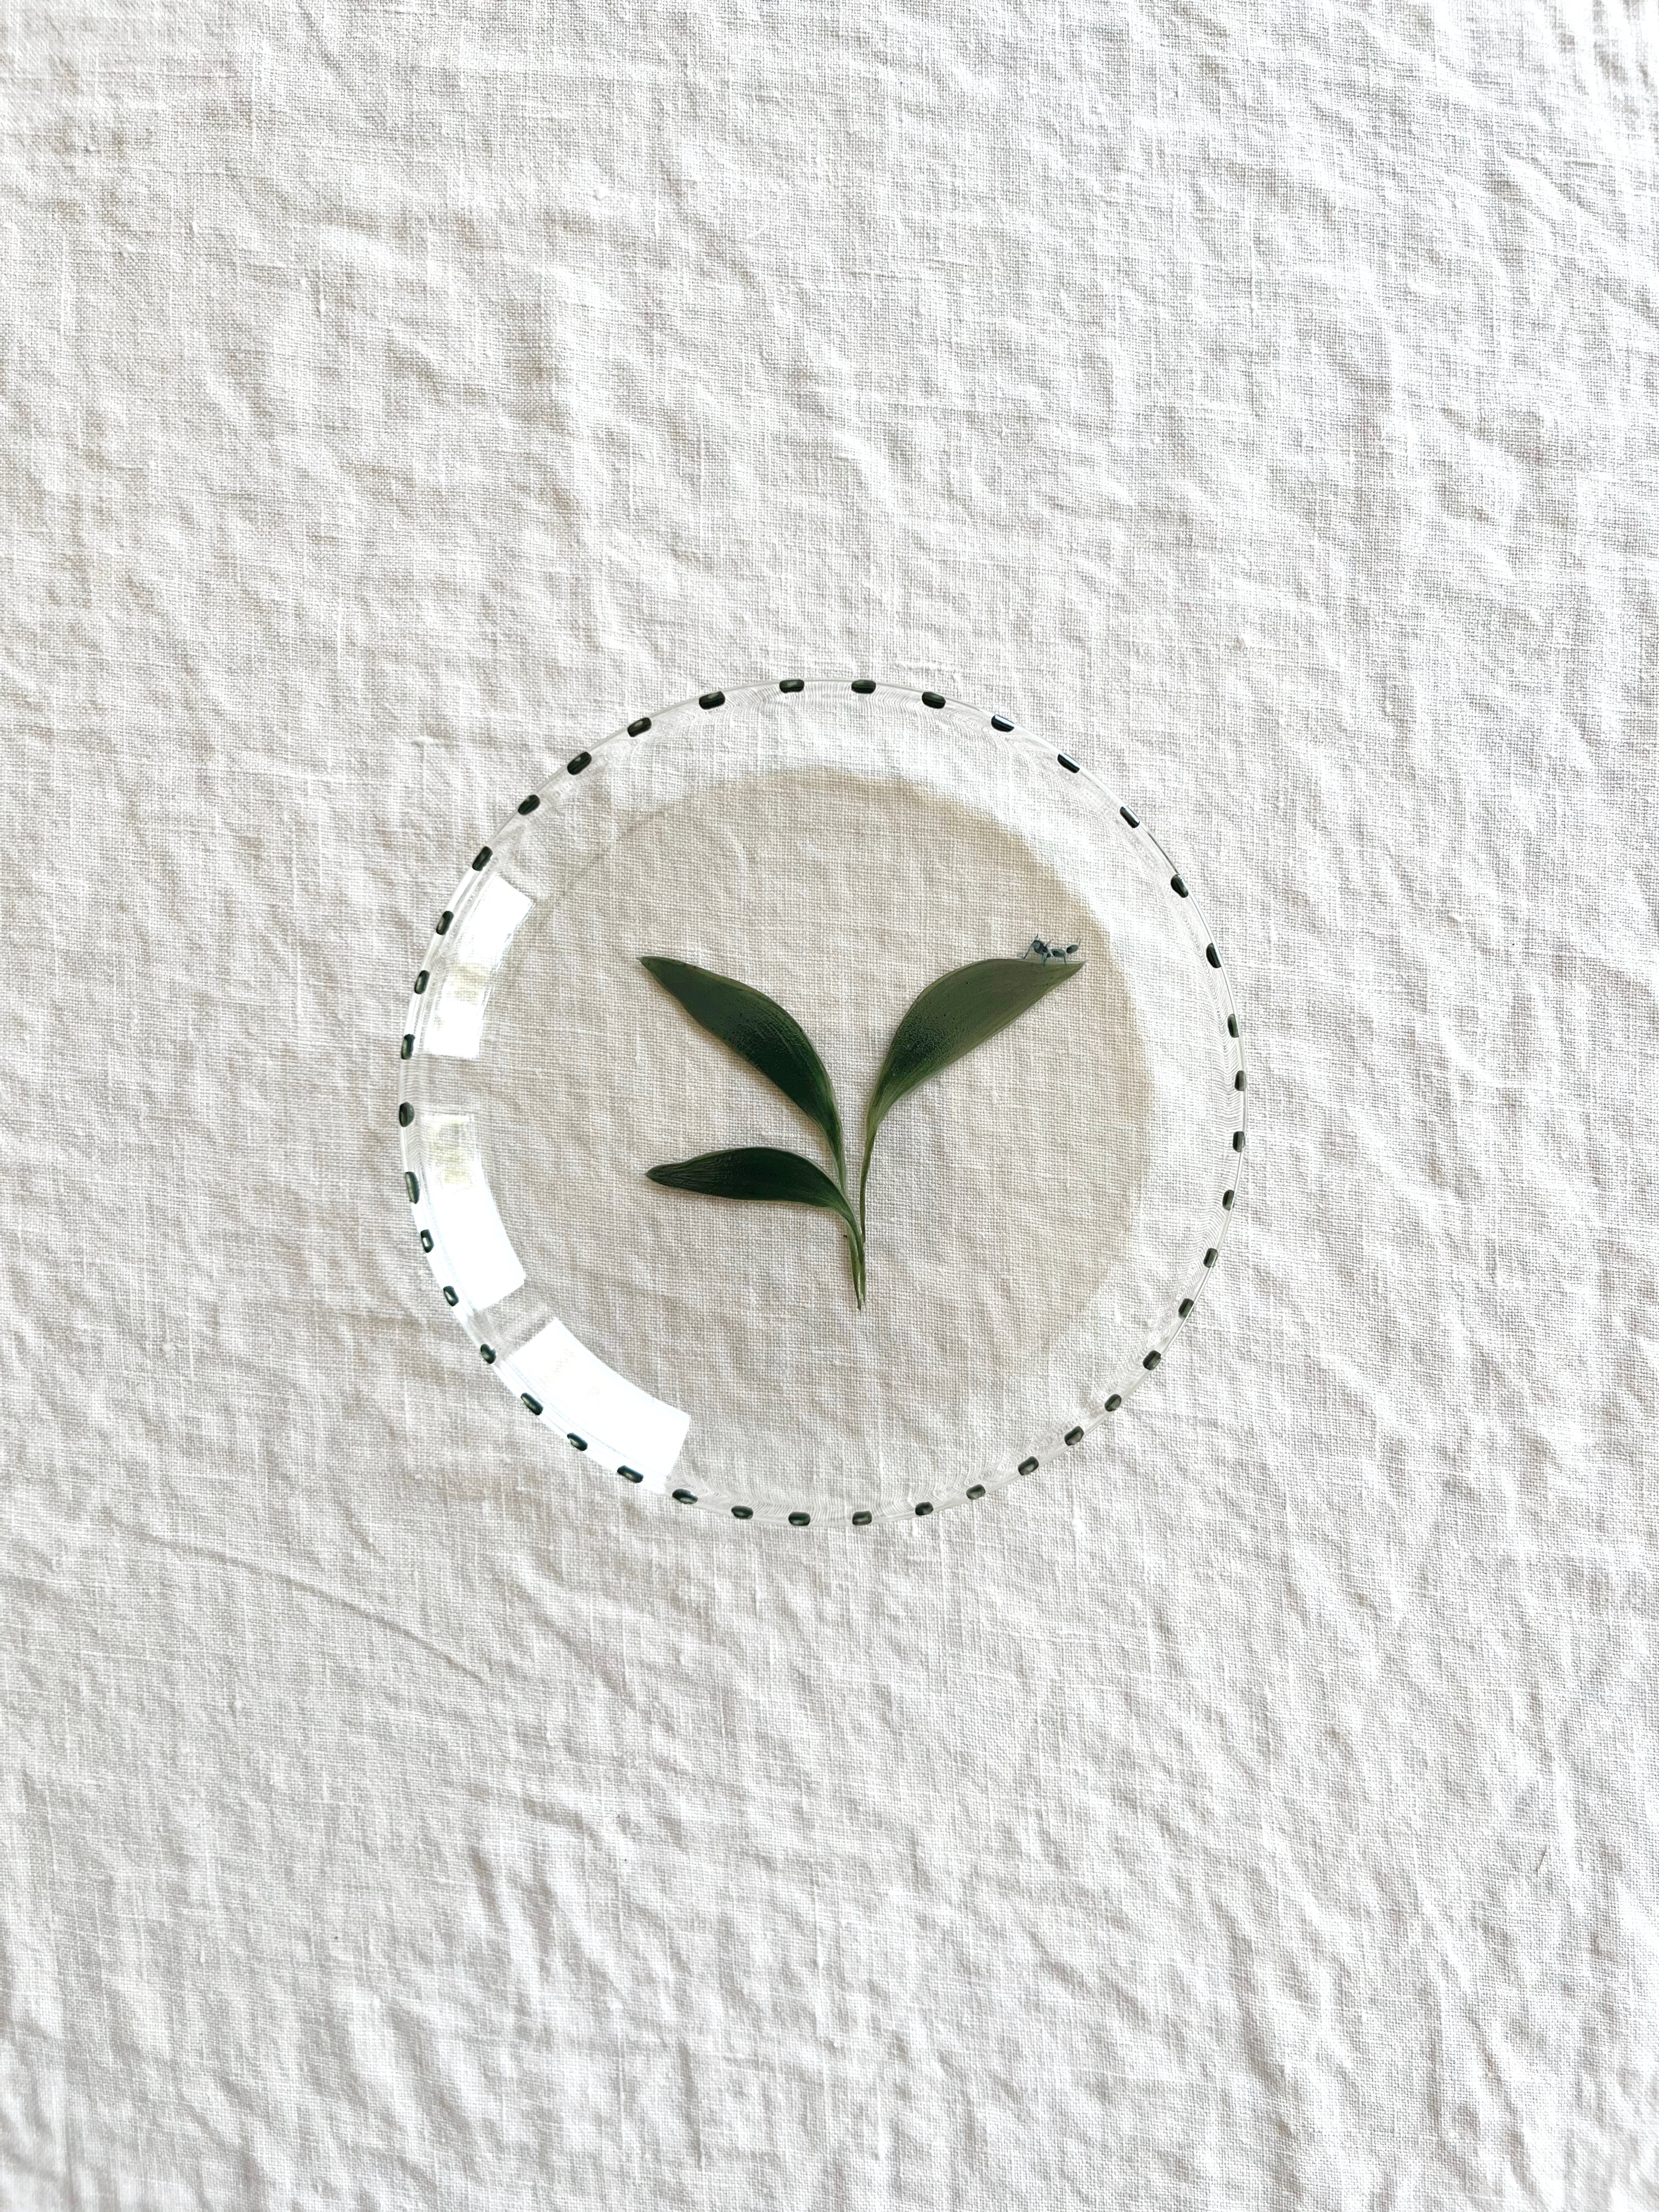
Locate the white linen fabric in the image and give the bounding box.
[3,4,1657,2207]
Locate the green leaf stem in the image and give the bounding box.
[646,1146,865,1305]
[641,947,1080,1309]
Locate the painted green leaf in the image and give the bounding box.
[641,957,846,1182]
[859,957,1082,1224]
[647,1146,864,1303]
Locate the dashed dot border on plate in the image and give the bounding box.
[397,676,1246,1529]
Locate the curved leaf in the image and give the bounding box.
[641,957,845,1182]
[859,956,1082,1223]
[647,1146,863,1304]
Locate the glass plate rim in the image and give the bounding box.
[396,674,1248,1530]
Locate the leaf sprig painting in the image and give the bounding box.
[641,943,1082,1307]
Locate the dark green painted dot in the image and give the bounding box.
[1235,1071,1246,1090]
[567,1434,586,1451]
[521,1393,543,1415]
[1227,1013,1238,1037]
[1206,944,1221,968]
[698,691,725,709]
[778,679,805,693]
[1057,753,1080,772]
[673,1489,697,1503]
[419,1229,432,1252]
[400,1034,413,1059]
[479,1344,495,1363]
[628,716,652,735]
[436,911,452,934]
[1170,874,1188,897]
[517,794,540,815]
[788,1511,810,1526]
[1233,1130,1245,1151]
[443,1285,458,1306]
[1222,1188,1235,1209]
[619,1466,644,1483]
[966,1485,986,1499]
[1104,1395,1122,1412]
[1018,1457,1038,1475]
[1065,1426,1084,1446]
[404,1171,419,1202]
[1120,806,1139,827]
[851,1511,873,1525]
[1143,1350,1160,1370]
[471,846,491,871]
[1179,1298,1194,1317]
[398,1102,413,1126]
[731,1505,753,1520]
[990,714,1014,731]
[915,1500,934,1515]
[921,691,945,709]
[567,751,591,774]
[850,679,876,695]
[1204,1248,1218,1267]
[413,970,428,994]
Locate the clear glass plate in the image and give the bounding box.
[397,678,1245,1528]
